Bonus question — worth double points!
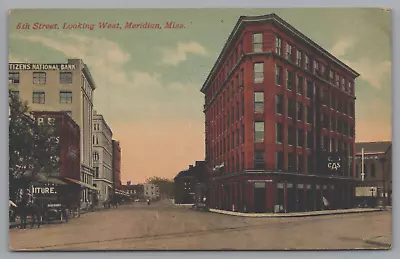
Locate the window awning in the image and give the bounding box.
[64,177,99,191]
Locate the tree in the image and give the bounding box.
[9,91,60,200]
[146,176,174,198]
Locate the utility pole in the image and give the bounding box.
[361,148,365,181]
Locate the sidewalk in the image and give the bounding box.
[208,207,384,218]
[9,206,108,229]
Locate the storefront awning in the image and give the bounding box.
[36,174,67,185]
[115,189,130,197]
[64,177,99,191]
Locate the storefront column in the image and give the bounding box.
[266,182,275,212]
[283,183,287,213]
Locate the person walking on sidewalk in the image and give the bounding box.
[322,196,330,210]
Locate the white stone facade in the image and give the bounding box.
[92,111,114,203]
[143,184,160,200]
[8,59,96,203]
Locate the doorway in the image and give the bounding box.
[296,184,305,212]
[254,182,266,213]
[306,185,314,211]
[276,183,285,213]
[286,183,295,212]
[315,185,322,210]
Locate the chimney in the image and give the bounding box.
[189,165,194,169]
[127,181,131,185]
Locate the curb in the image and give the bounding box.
[208,208,383,218]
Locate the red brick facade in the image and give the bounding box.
[112,140,122,190]
[201,14,360,213]
[31,111,80,181]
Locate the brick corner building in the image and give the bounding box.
[30,111,80,181]
[112,140,122,197]
[201,13,360,213]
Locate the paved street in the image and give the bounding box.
[9,199,392,251]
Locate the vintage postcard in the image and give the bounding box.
[8,8,392,251]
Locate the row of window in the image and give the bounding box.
[254,121,353,150]
[207,69,244,113]
[208,93,245,138]
[207,40,244,101]
[209,124,245,161]
[253,64,356,116]
[9,71,73,85]
[20,91,73,104]
[274,35,354,94]
[11,91,73,104]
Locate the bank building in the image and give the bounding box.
[9,59,98,202]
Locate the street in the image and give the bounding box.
[9,199,392,251]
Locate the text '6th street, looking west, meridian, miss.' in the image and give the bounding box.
[15,21,186,31]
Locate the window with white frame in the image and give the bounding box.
[254,92,264,113]
[254,121,265,143]
[275,36,282,55]
[33,72,46,84]
[32,91,45,104]
[253,62,264,83]
[9,72,20,84]
[305,55,310,71]
[253,33,263,52]
[60,72,73,84]
[296,50,302,66]
[60,91,72,104]
[286,43,293,61]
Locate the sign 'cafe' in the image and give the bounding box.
[9,63,77,71]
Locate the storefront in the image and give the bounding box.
[208,172,360,213]
[114,189,130,201]
[63,177,100,206]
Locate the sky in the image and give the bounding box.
[8,8,392,183]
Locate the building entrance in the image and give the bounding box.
[254,182,266,213]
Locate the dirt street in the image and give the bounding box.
[9,200,392,251]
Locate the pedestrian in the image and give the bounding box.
[322,196,329,210]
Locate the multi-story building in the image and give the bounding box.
[143,183,160,200]
[30,111,81,181]
[201,13,360,213]
[92,110,114,202]
[112,140,122,195]
[122,183,145,201]
[355,141,392,205]
[174,161,210,204]
[9,59,97,203]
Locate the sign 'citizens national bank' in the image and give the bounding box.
[9,63,76,71]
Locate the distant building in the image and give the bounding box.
[92,111,113,202]
[355,141,392,205]
[9,59,97,203]
[112,140,122,196]
[143,184,159,200]
[174,161,210,204]
[122,183,145,200]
